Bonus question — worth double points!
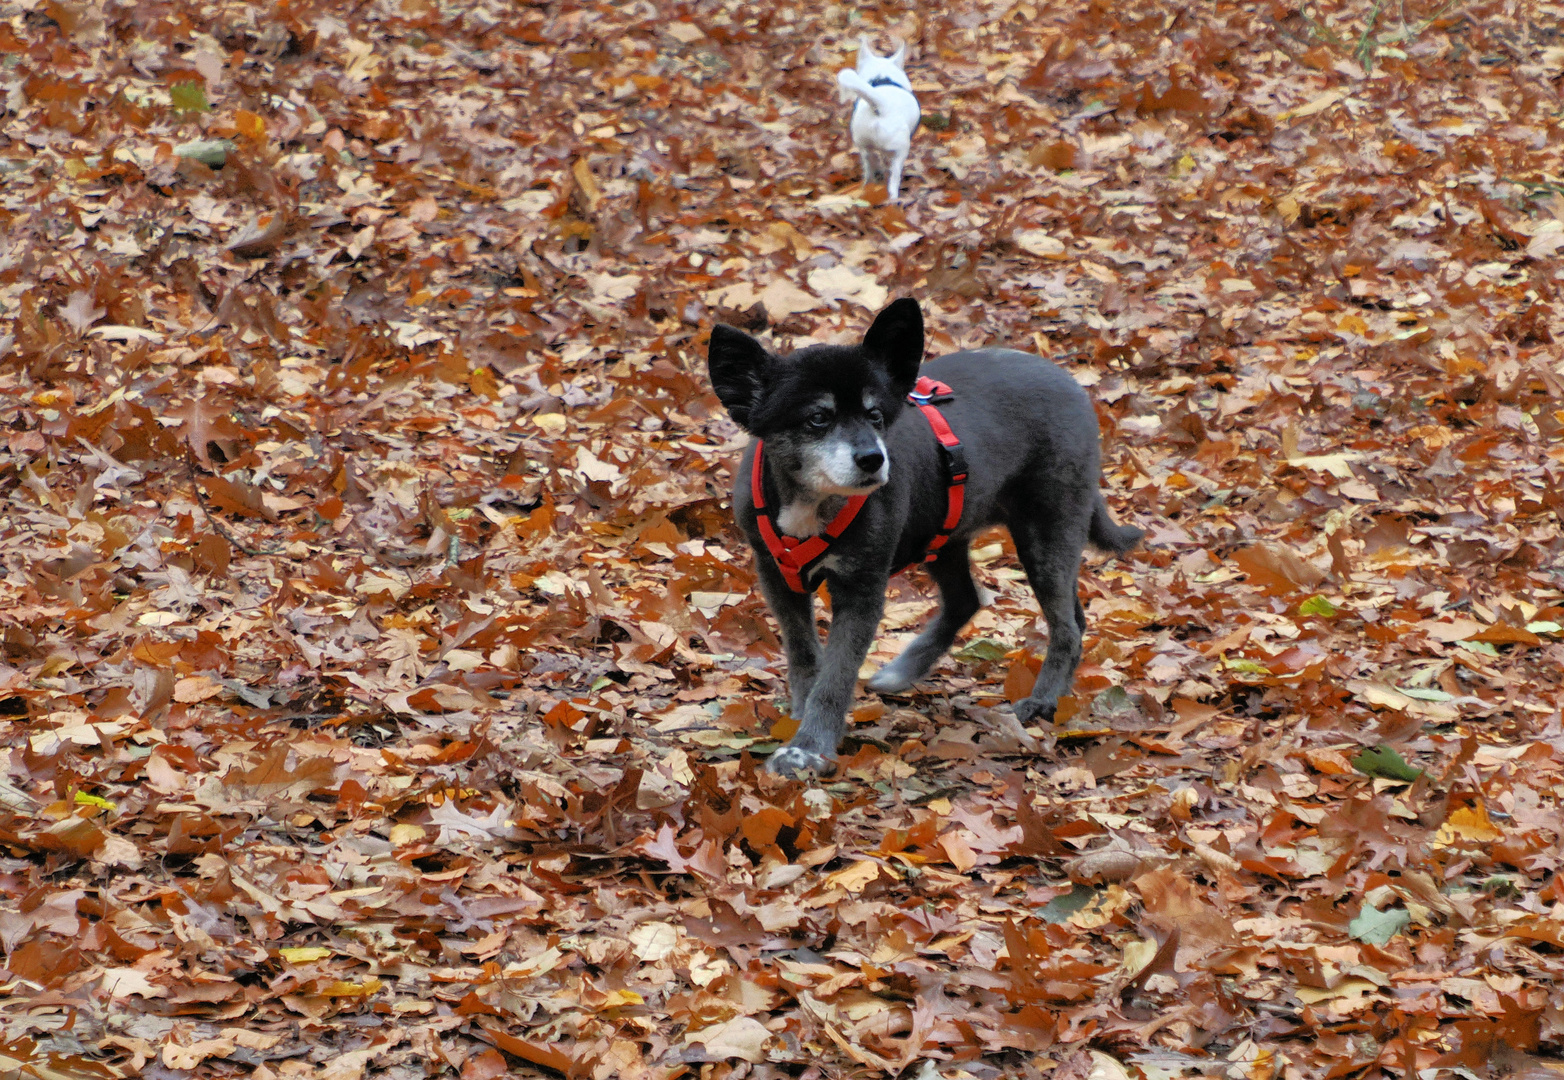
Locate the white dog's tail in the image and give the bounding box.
[837,69,902,113]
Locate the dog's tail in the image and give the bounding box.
[837,69,900,113]
[1089,495,1143,555]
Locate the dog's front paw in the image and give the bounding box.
[1013,697,1057,725]
[766,744,835,778]
[866,666,915,694]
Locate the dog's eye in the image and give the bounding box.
[807,409,833,430]
[866,407,884,426]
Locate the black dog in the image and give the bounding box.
[708,298,1141,775]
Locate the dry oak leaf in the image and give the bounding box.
[1231,543,1326,594]
[1065,848,1147,884]
[226,211,291,257]
[428,799,520,845]
[59,290,106,334]
[685,1016,772,1063]
[708,278,820,319]
[628,921,679,962]
[101,967,169,999]
[807,264,889,311]
[162,1039,237,1071]
[1014,229,1068,259]
[174,675,224,703]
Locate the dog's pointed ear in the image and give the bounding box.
[889,39,907,68]
[857,34,877,67]
[863,298,924,397]
[707,324,769,431]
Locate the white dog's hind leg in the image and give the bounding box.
[857,146,875,185]
[885,147,908,200]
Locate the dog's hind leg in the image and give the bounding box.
[884,146,908,201]
[769,579,886,776]
[1009,516,1091,725]
[856,146,876,185]
[867,543,980,694]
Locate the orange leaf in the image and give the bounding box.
[480,1023,575,1074]
[1231,543,1326,595]
[740,806,794,850]
[460,1049,508,1080]
[234,109,266,141]
[1469,623,1541,646]
[469,365,501,400]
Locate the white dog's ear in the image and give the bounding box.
[856,34,877,69]
[707,325,770,431]
[889,39,907,69]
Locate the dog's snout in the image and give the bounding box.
[855,449,885,474]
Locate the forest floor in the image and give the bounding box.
[2,1,1564,1078]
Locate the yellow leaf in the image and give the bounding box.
[321,977,383,997]
[1293,976,1379,1005]
[280,947,333,963]
[234,109,266,140]
[1434,802,1504,847]
[572,158,602,212]
[824,859,891,894]
[1121,937,1158,978]
[1069,883,1132,930]
[388,823,426,845]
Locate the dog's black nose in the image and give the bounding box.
[856,450,885,474]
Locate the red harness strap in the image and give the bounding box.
[751,448,866,592]
[906,376,968,565]
[752,375,967,593]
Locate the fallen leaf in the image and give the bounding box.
[684,1016,771,1063]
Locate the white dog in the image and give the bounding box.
[836,36,920,201]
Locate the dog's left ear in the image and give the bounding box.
[889,40,907,69]
[707,324,770,431]
[856,34,877,69]
[863,298,924,398]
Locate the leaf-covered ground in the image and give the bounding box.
[3,1,1564,1077]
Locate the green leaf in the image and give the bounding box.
[1481,875,1520,898]
[1352,744,1423,782]
[1090,685,1137,719]
[1399,686,1452,702]
[952,637,1009,663]
[170,80,210,113]
[74,791,114,810]
[1464,640,1499,657]
[1348,903,1410,945]
[1039,884,1097,924]
[1525,620,1562,635]
[1223,657,1270,674]
[1299,594,1338,617]
[174,138,234,167]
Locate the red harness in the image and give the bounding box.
[751,376,968,593]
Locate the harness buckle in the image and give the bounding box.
[943,441,969,483]
[907,377,955,406]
